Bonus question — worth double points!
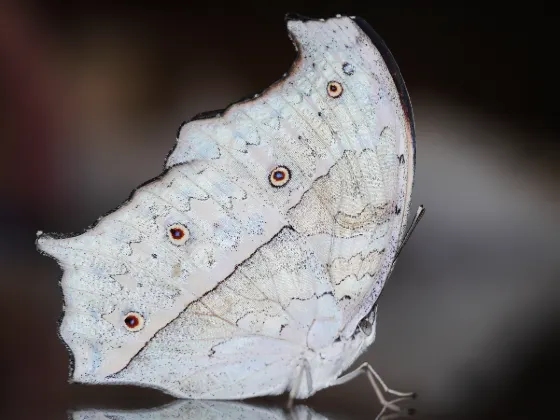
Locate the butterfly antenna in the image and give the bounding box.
[393,205,425,262]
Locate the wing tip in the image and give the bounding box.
[36,231,56,257]
[36,231,72,263]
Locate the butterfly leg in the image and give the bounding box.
[376,405,416,420]
[368,365,415,398]
[333,362,415,412]
[286,359,313,409]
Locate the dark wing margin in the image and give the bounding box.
[283,13,416,168]
[351,16,416,166]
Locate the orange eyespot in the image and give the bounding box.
[327,81,343,98]
[124,312,144,331]
[269,166,291,187]
[170,228,184,239]
[168,223,189,245]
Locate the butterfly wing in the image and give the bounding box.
[37,15,414,396]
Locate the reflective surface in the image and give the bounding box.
[68,399,416,420]
[19,385,424,420]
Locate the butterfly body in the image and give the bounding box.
[37,14,415,400]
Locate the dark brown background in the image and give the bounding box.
[1,1,559,419]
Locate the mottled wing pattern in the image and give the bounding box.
[168,17,414,338]
[108,228,340,398]
[37,15,414,397]
[37,162,288,380]
[286,17,414,337]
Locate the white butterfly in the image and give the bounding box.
[37,14,424,410]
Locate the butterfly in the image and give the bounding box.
[37,14,424,410]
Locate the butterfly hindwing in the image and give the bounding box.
[106,228,342,399]
[37,163,288,380]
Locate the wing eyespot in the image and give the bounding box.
[327,81,343,98]
[342,62,355,75]
[269,166,291,187]
[124,312,145,332]
[168,223,189,245]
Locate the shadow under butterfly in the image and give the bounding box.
[37,13,424,413]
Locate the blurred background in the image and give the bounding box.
[1,1,558,419]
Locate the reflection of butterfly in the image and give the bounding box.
[71,401,328,420]
[70,400,413,420]
[37,14,424,408]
